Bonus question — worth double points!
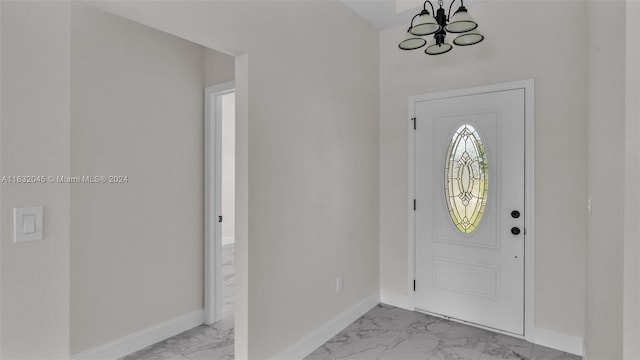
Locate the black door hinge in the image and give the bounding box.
[413,199,416,211]
[218,215,223,223]
[413,280,416,291]
[412,117,416,130]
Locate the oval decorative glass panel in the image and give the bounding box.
[445,124,488,233]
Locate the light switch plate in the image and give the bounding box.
[14,207,43,243]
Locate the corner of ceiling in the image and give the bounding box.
[340,0,419,31]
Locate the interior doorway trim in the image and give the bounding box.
[407,79,535,340]
[204,80,235,324]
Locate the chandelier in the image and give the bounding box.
[399,0,484,55]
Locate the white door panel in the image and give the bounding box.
[414,89,525,335]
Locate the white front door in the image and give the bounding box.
[414,88,525,335]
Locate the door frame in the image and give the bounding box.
[204,80,235,324]
[408,79,535,340]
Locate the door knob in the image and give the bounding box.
[511,227,521,235]
[511,210,520,219]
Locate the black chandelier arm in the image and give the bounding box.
[447,0,462,20]
[422,0,436,15]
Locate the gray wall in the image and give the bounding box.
[623,3,640,358]
[205,49,234,87]
[584,2,640,358]
[1,2,71,358]
[585,1,626,359]
[70,4,208,353]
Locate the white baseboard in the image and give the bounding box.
[379,290,414,311]
[534,327,584,356]
[222,236,235,246]
[274,292,380,360]
[582,338,588,360]
[71,309,204,360]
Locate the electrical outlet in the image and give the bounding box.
[336,276,343,293]
[587,195,592,215]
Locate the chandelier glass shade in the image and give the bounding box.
[399,0,484,55]
[453,31,484,46]
[445,6,477,33]
[426,39,452,55]
[410,11,440,36]
[398,33,428,51]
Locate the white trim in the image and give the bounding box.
[380,290,414,311]
[582,338,588,360]
[408,79,535,341]
[533,327,584,356]
[70,310,204,360]
[222,236,235,246]
[274,293,379,360]
[523,79,535,342]
[204,81,235,325]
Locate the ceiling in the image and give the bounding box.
[340,0,482,31]
[340,0,422,30]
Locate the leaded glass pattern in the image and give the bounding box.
[445,124,488,233]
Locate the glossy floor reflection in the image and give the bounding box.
[305,304,581,360]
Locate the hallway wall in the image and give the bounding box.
[623,4,640,359]
[70,4,208,353]
[0,2,71,358]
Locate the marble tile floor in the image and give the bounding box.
[122,250,577,360]
[305,304,581,360]
[121,302,580,360]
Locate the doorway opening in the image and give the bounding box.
[205,81,236,324]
